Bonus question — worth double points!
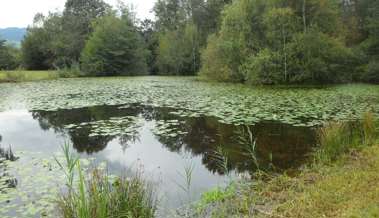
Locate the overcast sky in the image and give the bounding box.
[0,0,156,28]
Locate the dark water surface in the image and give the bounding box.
[0,104,316,213]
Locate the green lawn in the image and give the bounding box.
[0,71,59,83]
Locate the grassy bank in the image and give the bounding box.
[0,71,59,83]
[195,113,379,218]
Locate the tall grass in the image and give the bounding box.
[362,111,377,145]
[210,145,230,175]
[237,126,262,171]
[315,112,378,163]
[56,144,156,218]
[0,71,59,82]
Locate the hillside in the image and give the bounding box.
[0,27,26,46]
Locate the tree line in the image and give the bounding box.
[0,0,378,84]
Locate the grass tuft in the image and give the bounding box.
[315,112,378,163]
[56,144,156,218]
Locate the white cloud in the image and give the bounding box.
[0,0,156,28]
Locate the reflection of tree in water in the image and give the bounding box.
[119,133,140,152]
[31,104,317,175]
[153,116,317,175]
[31,105,142,154]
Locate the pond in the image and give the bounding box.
[0,77,378,217]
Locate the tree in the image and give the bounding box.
[156,22,200,75]
[80,13,148,76]
[359,0,379,83]
[286,30,353,84]
[200,0,269,82]
[56,0,110,67]
[0,40,20,70]
[139,19,159,74]
[153,0,186,31]
[201,0,353,84]
[153,0,231,75]
[21,13,61,70]
[263,7,299,83]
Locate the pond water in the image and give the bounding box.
[0,77,378,217]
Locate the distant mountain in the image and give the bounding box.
[0,27,27,46]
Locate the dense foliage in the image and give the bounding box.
[201,0,357,84]
[22,0,110,70]
[17,0,379,84]
[81,11,148,76]
[0,40,20,70]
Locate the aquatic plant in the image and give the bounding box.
[0,150,64,217]
[55,143,79,190]
[0,78,378,127]
[237,126,260,171]
[56,144,157,218]
[0,145,18,162]
[210,145,230,176]
[176,161,195,204]
[0,145,18,195]
[64,116,143,138]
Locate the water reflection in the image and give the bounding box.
[31,104,316,174]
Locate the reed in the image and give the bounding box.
[315,112,378,163]
[56,143,156,218]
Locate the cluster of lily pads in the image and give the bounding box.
[64,116,143,137]
[0,151,63,217]
[152,120,188,138]
[0,77,378,127]
[0,148,108,218]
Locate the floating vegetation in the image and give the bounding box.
[64,116,143,137]
[0,145,19,197]
[0,148,97,218]
[0,151,62,218]
[152,119,188,138]
[0,78,377,127]
[0,145,18,162]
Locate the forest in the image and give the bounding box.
[0,0,377,84]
